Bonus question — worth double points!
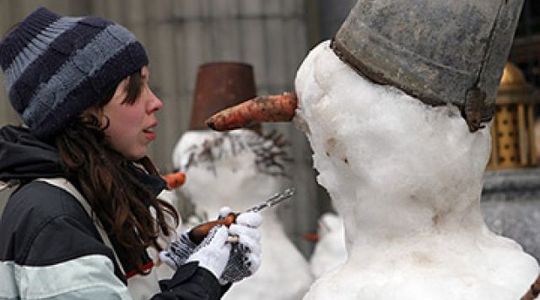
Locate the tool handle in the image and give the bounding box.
[188,213,237,244]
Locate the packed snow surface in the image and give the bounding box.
[309,212,347,278]
[295,41,538,300]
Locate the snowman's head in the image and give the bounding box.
[294,41,491,211]
[172,130,287,213]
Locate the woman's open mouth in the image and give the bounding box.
[143,127,157,141]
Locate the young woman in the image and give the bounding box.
[0,7,261,300]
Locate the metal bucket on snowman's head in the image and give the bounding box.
[331,0,524,132]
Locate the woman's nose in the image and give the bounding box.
[147,89,163,113]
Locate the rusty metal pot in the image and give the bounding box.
[189,62,257,130]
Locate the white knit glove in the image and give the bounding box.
[159,207,262,283]
[186,226,231,279]
[220,211,263,283]
[159,207,234,270]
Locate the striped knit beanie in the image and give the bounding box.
[0,7,148,140]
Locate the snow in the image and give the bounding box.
[309,212,347,278]
[482,199,540,261]
[172,129,313,300]
[295,41,539,300]
[481,169,540,262]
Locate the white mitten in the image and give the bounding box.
[220,211,263,283]
[186,226,231,279]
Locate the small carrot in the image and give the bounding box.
[303,232,320,242]
[161,172,186,189]
[205,92,298,131]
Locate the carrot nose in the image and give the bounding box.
[205,92,298,131]
[162,172,186,189]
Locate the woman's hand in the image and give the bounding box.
[186,226,232,279]
[220,211,263,283]
[159,232,197,269]
[159,208,264,283]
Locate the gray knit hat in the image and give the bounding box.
[0,7,148,140]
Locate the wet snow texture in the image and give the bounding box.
[309,213,347,278]
[295,41,539,300]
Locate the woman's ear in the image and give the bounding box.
[81,106,108,129]
[82,106,100,119]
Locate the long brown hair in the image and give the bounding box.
[55,70,179,275]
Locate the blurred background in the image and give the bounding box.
[0,0,540,259]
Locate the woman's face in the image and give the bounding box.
[102,66,163,160]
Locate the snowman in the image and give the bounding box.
[205,1,539,299]
[172,62,313,300]
[295,40,538,300]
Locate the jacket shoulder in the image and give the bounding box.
[0,181,106,265]
[3,180,90,222]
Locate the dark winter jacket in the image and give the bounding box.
[0,125,228,299]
